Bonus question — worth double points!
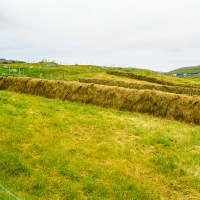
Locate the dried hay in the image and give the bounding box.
[79,78,200,96]
[107,70,200,89]
[0,76,200,125]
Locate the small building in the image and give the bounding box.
[177,73,184,77]
[0,59,7,63]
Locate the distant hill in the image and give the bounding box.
[168,65,200,74]
[0,58,25,64]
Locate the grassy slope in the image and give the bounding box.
[0,90,200,200]
[110,68,200,84]
[168,65,200,74]
[1,63,200,84]
[0,63,108,81]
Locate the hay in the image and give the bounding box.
[0,76,200,125]
[79,78,200,96]
[107,70,200,89]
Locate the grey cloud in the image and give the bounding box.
[0,13,18,29]
[1,0,200,72]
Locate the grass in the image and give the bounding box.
[110,67,200,84]
[1,62,200,84]
[0,90,200,199]
[168,65,200,74]
[0,63,108,81]
[107,69,200,85]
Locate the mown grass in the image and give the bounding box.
[113,67,200,84]
[0,90,200,199]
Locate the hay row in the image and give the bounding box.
[0,76,200,125]
[107,70,200,89]
[79,78,200,96]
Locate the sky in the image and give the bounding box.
[0,0,200,72]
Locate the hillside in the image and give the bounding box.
[168,65,200,74]
[0,61,200,199]
[0,90,200,199]
[1,62,200,84]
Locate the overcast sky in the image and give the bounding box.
[1,0,200,72]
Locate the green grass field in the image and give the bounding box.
[1,62,200,84]
[0,90,200,199]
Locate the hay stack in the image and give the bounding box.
[0,76,200,125]
[107,70,200,89]
[79,78,200,96]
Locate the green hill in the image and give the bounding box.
[168,65,200,74]
[1,62,200,84]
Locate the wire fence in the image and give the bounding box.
[0,65,108,81]
[0,185,21,200]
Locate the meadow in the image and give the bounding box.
[1,62,200,84]
[0,62,200,199]
[0,90,200,199]
[0,63,107,81]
